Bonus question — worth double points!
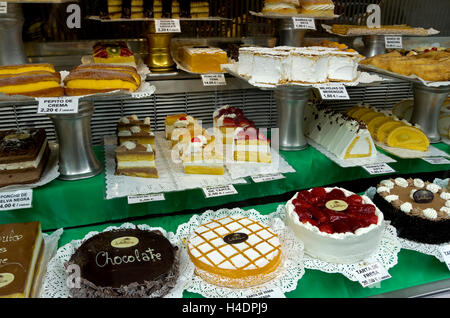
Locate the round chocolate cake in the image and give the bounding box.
[66,227,179,298]
[373,177,450,244]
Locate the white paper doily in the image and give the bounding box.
[40,223,194,298]
[321,23,440,37]
[273,205,401,282]
[0,142,60,192]
[104,133,248,199]
[375,142,450,159]
[398,238,448,262]
[176,208,305,298]
[307,137,396,168]
[225,148,296,179]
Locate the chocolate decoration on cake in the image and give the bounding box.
[413,189,434,203]
[223,232,248,245]
[66,227,179,298]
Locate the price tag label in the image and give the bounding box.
[155,19,181,33]
[292,17,316,30]
[202,184,237,198]
[385,36,402,49]
[131,91,154,99]
[242,286,286,298]
[439,244,450,271]
[0,2,7,14]
[317,84,350,100]
[251,173,285,183]
[0,190,33,211]
[362,163,395,175]
[422,157,450,165]
[37,97,79,114]
[201,74,226,86]
[353,262,391,287]
[127,193,165,204]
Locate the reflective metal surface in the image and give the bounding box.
[275,87,311,151]
[145,24,175,72]
[0,3,27,65]
[411,84,450,143]
[277,18,306,47]
[361,35,386,58]
[48,101,103,180]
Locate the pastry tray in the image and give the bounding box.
[358,64,450,88]
[250,11,339,20]
[374,142,450,159]
[86,15,229,22]
[306,138,396,168]
[221,63,385,90]
[321,24,440,37]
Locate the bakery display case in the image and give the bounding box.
[0,0,449,300]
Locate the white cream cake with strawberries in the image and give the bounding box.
[286,187,384,263]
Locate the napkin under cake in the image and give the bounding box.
[0,128,50,188]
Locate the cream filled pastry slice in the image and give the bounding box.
[181,135,224,175]
[262,0,300,15]
[115,141,158,178]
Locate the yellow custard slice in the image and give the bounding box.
[386,125,429,151]
[375,120,405,143]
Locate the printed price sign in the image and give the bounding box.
[201,74,226,86]
[439,244,450,271]
[0,2,7,14]
[251,173,285,183]
[37,97,79,114]
[362,163,395,175]
[422,157,450,165]
[353,262,391,287]
[0,190,33,211]
[292,17,316,30]
[202,184,237,198]
[127,193,165,204]
[155,19,181,33]
[242,286,286,298]
[385,36,402,49]
[317,84,350,100]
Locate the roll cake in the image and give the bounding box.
[64,64,140,96]
[0,128,50,188]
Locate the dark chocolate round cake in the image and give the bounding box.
[66,227,179,298]
[373,177,450,244]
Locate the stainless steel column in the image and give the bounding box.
[277,18,306,47]
[49,100,103,180]
[275,87,311,151]
[411,83,449,143]
[0,3,27,65]
[361,35,386,58]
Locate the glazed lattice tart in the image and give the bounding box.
[187,216,282,288]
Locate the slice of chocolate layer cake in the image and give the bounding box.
[0,128,50,188]
[115,141,158,178]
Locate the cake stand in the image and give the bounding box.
[359,64,449,143]
[48,99,103,181]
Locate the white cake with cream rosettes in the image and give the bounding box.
[304,103,377,160]
[285,187,384,264]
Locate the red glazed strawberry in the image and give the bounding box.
[319,223,334,234]
[359,204,376,214]
[309,206,328,224]
[332,220,352,233]
[347,194,363,205]
[311,187,327,199]
[326,188,346,201]
[179,116,187,121]
[191,137,202,143]
[120,48,133,57]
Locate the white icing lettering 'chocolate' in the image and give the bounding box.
[0,230,23,243]
[95,248,162,268]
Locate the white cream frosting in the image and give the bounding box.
[130,126,141,133]
[380,179,395,189]
[394,177,408,188]
[120,117,130,124]
[446,200,450,208]
[426,183,441,194]
[117,160,155,168]
[409,189,417,200]
[440,192,450,200]
[400,202,413,213]
[413,178,425,188]
[144,117,150,125]
[423,208,437,219]
[440,206,450,215]
[122,141,136,150]
[377,186,390,194]
[385,195,399,203]
[118,130,132,137]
